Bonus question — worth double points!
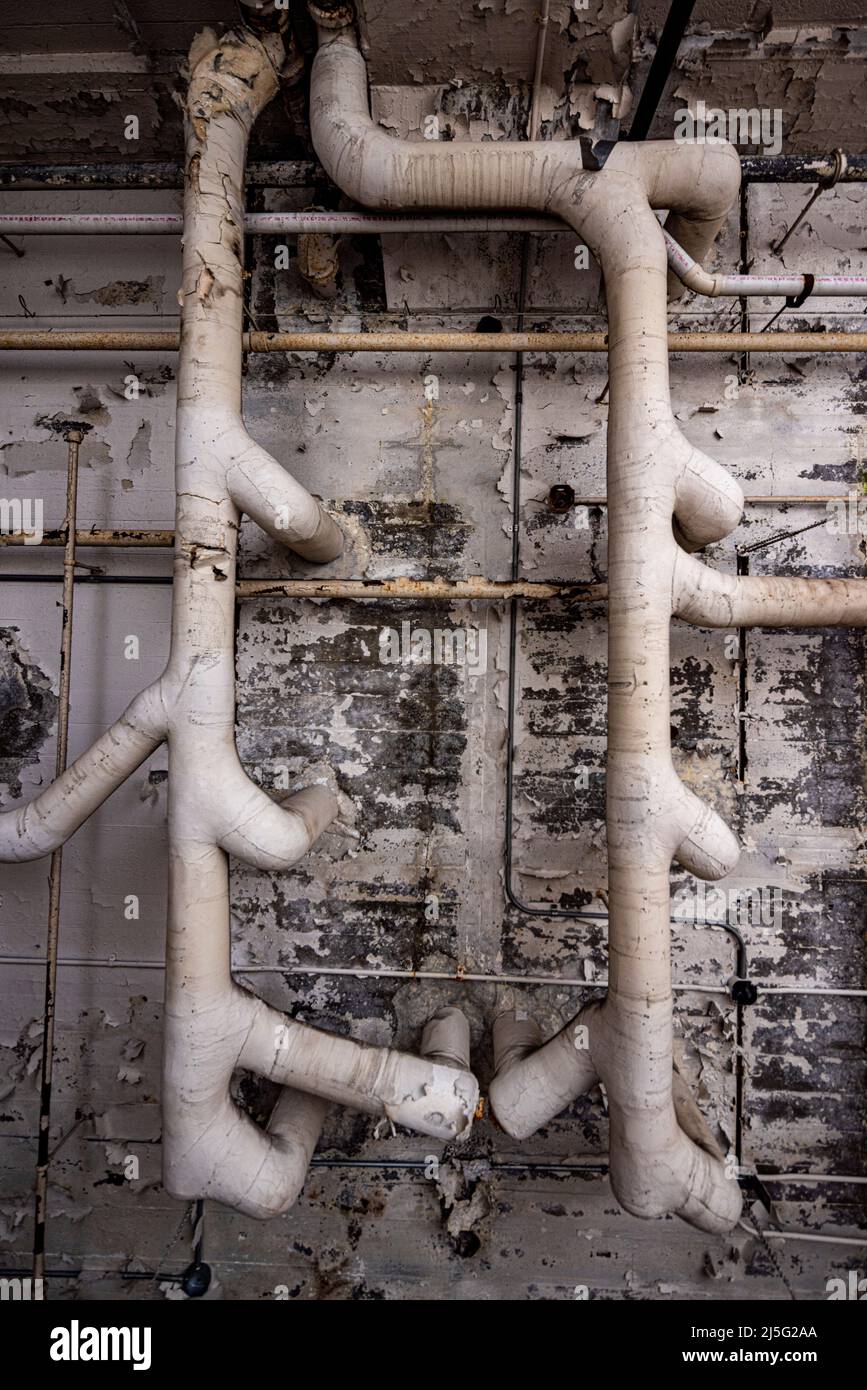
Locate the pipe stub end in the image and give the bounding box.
[180,1260,212,1298]
[308,1,355,29]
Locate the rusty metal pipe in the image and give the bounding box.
[237,577,603,601]
[0,529,174,548]
[0,497,852,559]
[32,430,81,1283]
[2,330,867,353]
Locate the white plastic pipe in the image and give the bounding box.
[0,212,563,235]
[5,212,867,299]
[664,227,867,298]
[308,21,867,1235]
[0,24,478,1220]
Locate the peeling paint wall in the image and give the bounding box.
[0,0,864,1301]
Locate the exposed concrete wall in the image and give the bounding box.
[0,4,864,1299]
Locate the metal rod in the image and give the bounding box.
[32,430,81,1284]
[3,330,867,353]
[625,0,697,142]
[527,0,551,142]
[769,150,844,257]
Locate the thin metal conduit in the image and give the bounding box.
[1,955,860,998]
[32,429,81,1283]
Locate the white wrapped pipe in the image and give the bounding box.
[0,682,166,862]
[0,23,479,1220]
[674,549,867,627]
[308,21,745,1234]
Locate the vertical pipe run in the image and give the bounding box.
[33,429,82,1282]
[527,0,550,142]
[0,24,480,1226]
[625,0,697,142]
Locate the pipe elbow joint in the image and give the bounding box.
[381,1056,480,1141]
[673,446,744,550]
[675,797,741,882]
[217,780,339,871]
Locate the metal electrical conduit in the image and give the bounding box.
[3,214,867,302]
[0,953,863,998]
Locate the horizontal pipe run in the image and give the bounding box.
[3,330,867,353]
[0,498,852,554]
[664,229,867,299]
[740,153,867,182]
[0,528,174,547]
[0,161,321,189]
[6,214,867,301]
[0,212,564,236]
[0,154,864,192]
[6,213,867,302]
[0,954,864,997]
[758,1173,867,1186]
[237,577,602,601]
[760,1232,867,1248]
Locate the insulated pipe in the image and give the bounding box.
[309,20,743,1235]
[673,551,867,628]
[0,682,167,862]
[308,20,866,1234]
[0,24,478,1221]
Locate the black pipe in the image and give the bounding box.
[2,154,865,192]
[0,161,321,190]
[0,573,172,584]
[741,154,867,182]
[625,0,698,142]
